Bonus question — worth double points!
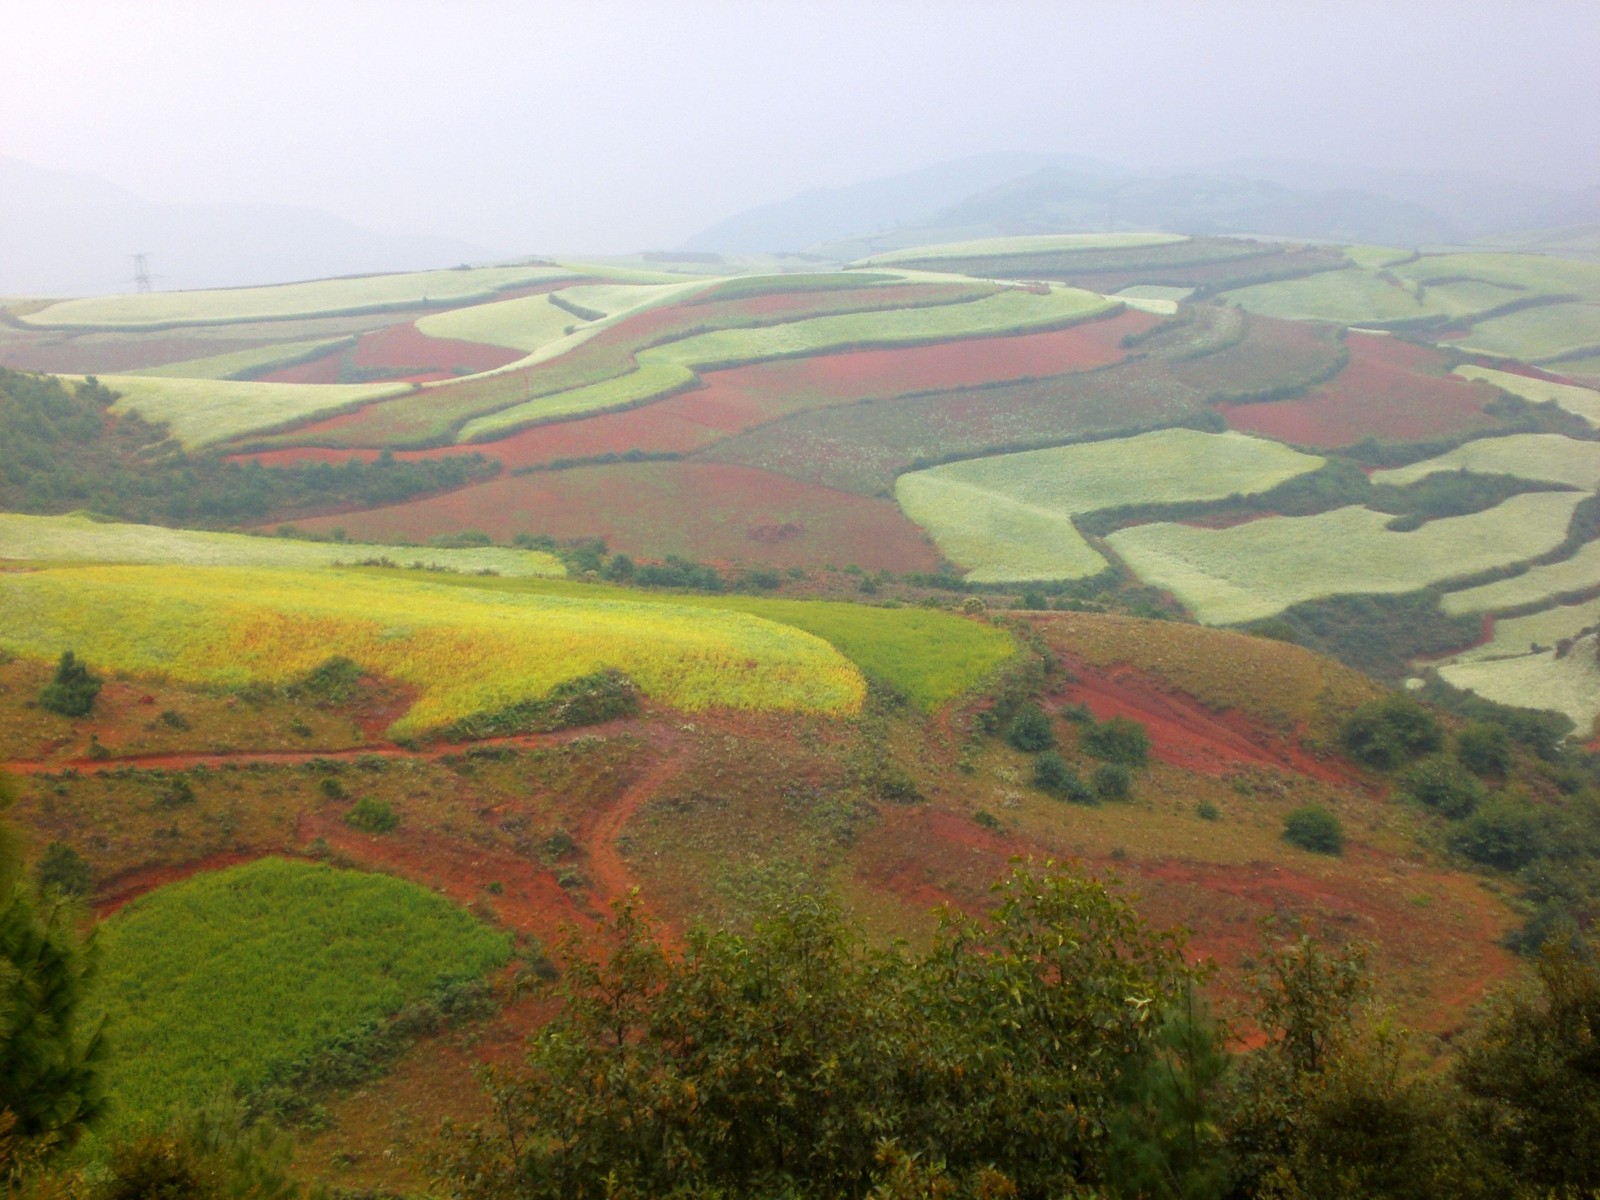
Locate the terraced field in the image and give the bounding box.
[1109,491,1587,625]
[1453,365,1600,425]
[0,512,565,576]
[21,265,577,329]
[1450,301,1600,364]
[1441,539,1600,615]
[0,564,870,733]
[895,429,1322,581]
[1371,433,1600,489]
[1438,634,1600,733]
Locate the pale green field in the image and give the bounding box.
[1447,603,1600,664]
[125,336,352,380]
[1371,433,1600,489]
[21,265,576,329]
[1115,285,1194,301]
[1109,491,1587,625]
[75,373,409,449]
[0,565,867,734]
[0,512,566,577]
[1439,634,1600,734]
[1392,253,1600,303]
[414,293,577,352]
[858,232,1187,265]
[553,281,708,317]
[1344,245,1414,270]
[895,429,1322,582]
[1453,365,1600,425]
[1223,268,1435,323]
[458,286,1112,441]
[1452,301,1600,363]
[1441,539,1600,615]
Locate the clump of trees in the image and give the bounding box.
[37,652,101,719]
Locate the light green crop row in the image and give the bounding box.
[22,265,577,329]
[1390,253,1600,303]
[0,512,566,577]
[1446,603,1599,664]
[414,293,579,352]
[72,373,409,449]
[1451,301,1600,364]
[859,232,1187,265]
[127,336,352,380]
[1454,365,1600,426]
[894,429,1323,582]
[1438,637,1600,734]
[1110,491,1587,625]
[1371,433,1600,490]
[91,858,510,1136]
[456,286,1112,442]
[1441,539,1600,615]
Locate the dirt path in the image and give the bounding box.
[578,730,686,911]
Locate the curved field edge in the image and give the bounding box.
[894,429,1324,582]
[1110,491,1589,625]
[89,856,511,1136]
[19,265,580,330]
[0,512,566,577]
[0,565,870,734]
[453,287,1116,443]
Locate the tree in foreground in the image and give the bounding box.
[36,653,102,720]
[434,862,1190,1200]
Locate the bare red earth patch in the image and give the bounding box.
[285,461,944,572]
[1222,334,1501,446]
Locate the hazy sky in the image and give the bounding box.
[4,0,1597,254]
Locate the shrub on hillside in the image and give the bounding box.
[1456,722,1513,777]
[1398,756,1484,819]
[1450,800,1545,870]
[1083,716,1151,767]
[1092,763,1133,801]
[1036,752,1096,804]
[1340,694,1442,770]
[38,651,102,718]
[344,798,399,835]
[35,842,92,898]
[1006,705,1056,753]
[1282,805,1345,855]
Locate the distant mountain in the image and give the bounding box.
[0,157,503,297]
[680,152,1123,256]
[684,153,1600,258]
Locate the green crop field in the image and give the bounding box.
[894,429,1322,581]
[456,286,1111,442]
[1223,268,1437,324]
[1441,539,1600,615]
[1454,365,1600,425]
[0,565,868,733]
[1452,302,1600,363]
[91,857,510,1134]
[1445,602,1600,664]
[364,572,1017,712]
[1438,634,1600,733]
[0,512,565,576]
[1391,252,1600,302]
[81,373,410,449]
[1109,491,1587,625]
[858,232,1187,265]
[126,336,352,380]
[414,293,581,353]
[1370,433,1600,490]
[19,265,577,330]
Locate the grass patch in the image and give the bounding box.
[89,857,510,1136]
[1370,434,1600,491]
[1453,366,1600,427]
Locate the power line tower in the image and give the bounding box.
[131,253,154,293]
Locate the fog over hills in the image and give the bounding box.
[684,154,1600,258]
[0,157,501,297]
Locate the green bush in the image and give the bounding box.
[1092,763,1133,801]
[344,798,398,834]
[35,841,92,897]
[1398,755,1484,819]
[37,650,102,718]
[1339,694,1442,769]
[1006,705,1056,753]
[1449,800,1545,870]
[1036,751,1096,804]
[1456,722,1513,777]
[1282,805,1345,855]
[1082,716,1150,766]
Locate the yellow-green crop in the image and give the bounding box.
[1453,365,1600,426]
[0,565,866,734]
[1371,434,1600,490]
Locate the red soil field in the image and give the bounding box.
[284,461,944,573]
[239,309,1154,470]
[1221,333,1501,447]
[256,321,523,385]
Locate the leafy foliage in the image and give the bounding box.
[1339,694,1443,769]
[1281,806,1345,855]
[1035,751,1095,804]
[37,653,101,720]
[1004,705,1056,752]
[32,846,91,899]
[1397,756,1484,819]
[1082,716,1152,767]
